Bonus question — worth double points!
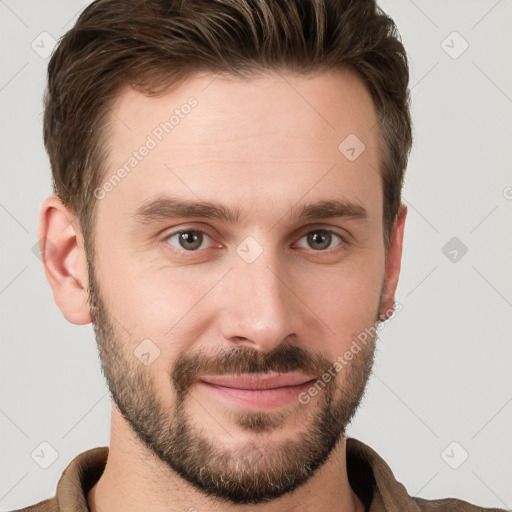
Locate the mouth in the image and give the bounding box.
[196,373,316,410]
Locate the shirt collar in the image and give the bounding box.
[346,438,421,511]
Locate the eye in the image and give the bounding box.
[165,230,213,251]
[294,229,344,251]
[163,227,346,256]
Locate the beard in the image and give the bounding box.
[86,254,379,505]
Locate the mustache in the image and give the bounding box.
[171,344,334,400]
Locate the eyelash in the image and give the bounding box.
[163,227,348,256]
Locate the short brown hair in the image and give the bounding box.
[44,0,412,252]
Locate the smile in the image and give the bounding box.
[196,373,316,410]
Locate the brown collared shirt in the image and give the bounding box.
[12,438,506,511]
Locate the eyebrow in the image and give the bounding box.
[132,195,368,225]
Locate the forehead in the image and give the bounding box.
[99,69,381,225]
[108,68,378,152]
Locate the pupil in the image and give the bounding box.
[181,231,200,249]
[309,231,330,250]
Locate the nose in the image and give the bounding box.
[215,248,307,353]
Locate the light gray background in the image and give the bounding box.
[1,0,511,510]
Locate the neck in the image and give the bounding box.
[88,407,364,512]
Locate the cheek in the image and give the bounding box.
[93,231,177,327]
[93,248,224,370]
[301,255,384,344]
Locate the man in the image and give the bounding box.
[16,0,505,510]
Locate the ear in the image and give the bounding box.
[37,195,92,325]
[379,204,407,319]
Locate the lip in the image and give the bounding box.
[201,373,315,389]
[197,373,316,410]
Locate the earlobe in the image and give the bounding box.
[380,204,407,318]
[38,196,92,325]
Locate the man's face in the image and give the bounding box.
[87,70,391,504]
